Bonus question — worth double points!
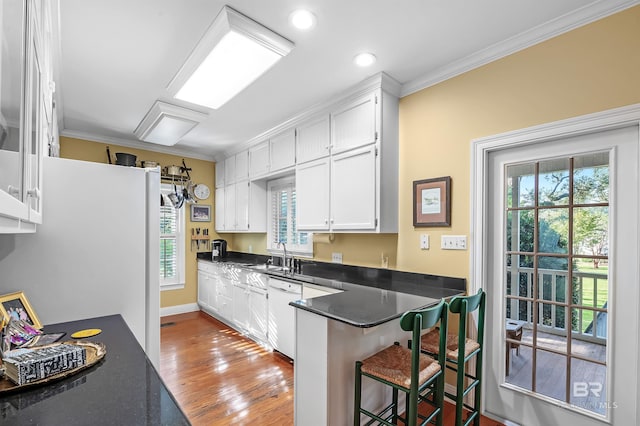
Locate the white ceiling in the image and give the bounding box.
[55,0,638,160]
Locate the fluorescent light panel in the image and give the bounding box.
[134,101,207,146]
[169,6,294,110]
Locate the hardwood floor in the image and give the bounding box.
[160,311,503,425]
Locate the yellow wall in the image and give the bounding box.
[60,136,217,308]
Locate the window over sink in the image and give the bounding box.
[268,176,312,256]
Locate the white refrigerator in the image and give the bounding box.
[0,156,160,367]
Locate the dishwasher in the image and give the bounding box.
[268,278,302,360]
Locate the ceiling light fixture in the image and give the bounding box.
[353,52,377,67]
[289,9,317,30]
[167,6,294,110]
[134,101,208,146]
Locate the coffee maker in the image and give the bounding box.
[212,239,227,261]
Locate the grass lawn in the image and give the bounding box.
[574,261,608,333]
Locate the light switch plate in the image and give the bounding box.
[332,252,343,263]
[441,235,467,250]
[420,234,429,250]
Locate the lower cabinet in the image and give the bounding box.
[198,261,268,345]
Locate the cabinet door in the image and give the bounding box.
[249,290,268,341]
[224,156,236,185]
[0,0,29,223]
[235,151,249,181]
[215,160,225,188]
[331,92,377,154]
[331,145,377,230]
[224,183,237,231]
[197,271,211,309]
[296,115,330,164]
[232,284,250,331]
[296,157,330,231]
[269,129,295,171]
[215,187,225,232]
[249,141,270,178]
[235,181,249,231]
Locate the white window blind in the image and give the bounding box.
[268,177,312,255]
[160,184,185,289]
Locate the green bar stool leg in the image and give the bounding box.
[354,361,362,426]
[392,387,398,424]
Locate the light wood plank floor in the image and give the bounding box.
[160,311,503,425]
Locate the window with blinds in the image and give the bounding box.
[160,184,185,288]
[268,177,312,255]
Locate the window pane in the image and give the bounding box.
[506,163,535,207]
[573,153,609,204]
[573,206,608,256]
[570,359,607,415]
[535,350,566,401]
[537,209,568,254]
[160,237,177,279]
[538,158,570,206]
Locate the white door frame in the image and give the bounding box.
[470,103,640,424]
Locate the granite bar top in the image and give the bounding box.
[0,315,189,426]
[198,251,466,328]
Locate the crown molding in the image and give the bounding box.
[401,0,640,97]
[60,129,217,162]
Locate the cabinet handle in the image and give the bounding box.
[27,188,41,200]
[324,219,328,224]
[7,185,20,197]
[330,218,334,223]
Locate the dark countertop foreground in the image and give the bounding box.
[198,251,466,328]
[0,315,190,426]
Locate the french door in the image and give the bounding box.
[478,120,639,425]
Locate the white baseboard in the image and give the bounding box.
[160,303,200,317]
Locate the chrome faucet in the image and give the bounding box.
[277,241,289,274]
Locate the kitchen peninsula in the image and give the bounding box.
[290,269,465,425]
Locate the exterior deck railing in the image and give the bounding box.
[506,267,607,345]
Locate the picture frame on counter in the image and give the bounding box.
[191,204,211,222]
[413,176,451,227]
[0,291,43,329]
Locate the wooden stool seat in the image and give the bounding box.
[420,329,480,359]
[361,344,441,388]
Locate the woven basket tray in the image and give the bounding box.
[0,341,106,394]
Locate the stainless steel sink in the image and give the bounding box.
[247,264,285,272]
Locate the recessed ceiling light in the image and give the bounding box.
[353,52,377,67]
[289,9,316,30]
[134,101,208,146]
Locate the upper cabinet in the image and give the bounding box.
[224,150,248,185]
[0,0,54,233]
[249,141,269,178]
[215,159,224,188]
[269,129,295,172]
[296,115,330,164]
[330,92,377,155]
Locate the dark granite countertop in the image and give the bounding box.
[198,251,465,328]
[0,315,189,426]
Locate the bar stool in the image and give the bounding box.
[354,299,448,426]
[420,289,486,426]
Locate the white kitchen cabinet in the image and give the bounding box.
[249,141,270,178]
[222,180,266,232]
[215,160,224,188]
[0,0,52,233]
[197,269,213,310]
[330,145,377,230]
[216,276,234,320]
[296,157,330,231]
[214,187,225,232]
[232,282,251,331]
[269,129,296,172]
[224,182,237,231]
[331,91,377,155]
[248,288,268,341]
[224,151,248,184]
[296,115,330,164]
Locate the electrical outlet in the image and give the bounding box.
[420,234,429,250]
[332,252,343,263]
[441,235,467,250]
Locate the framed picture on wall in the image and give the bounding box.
[0,291,42,329]
[191,204,211,222]
[413,176,451,227]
